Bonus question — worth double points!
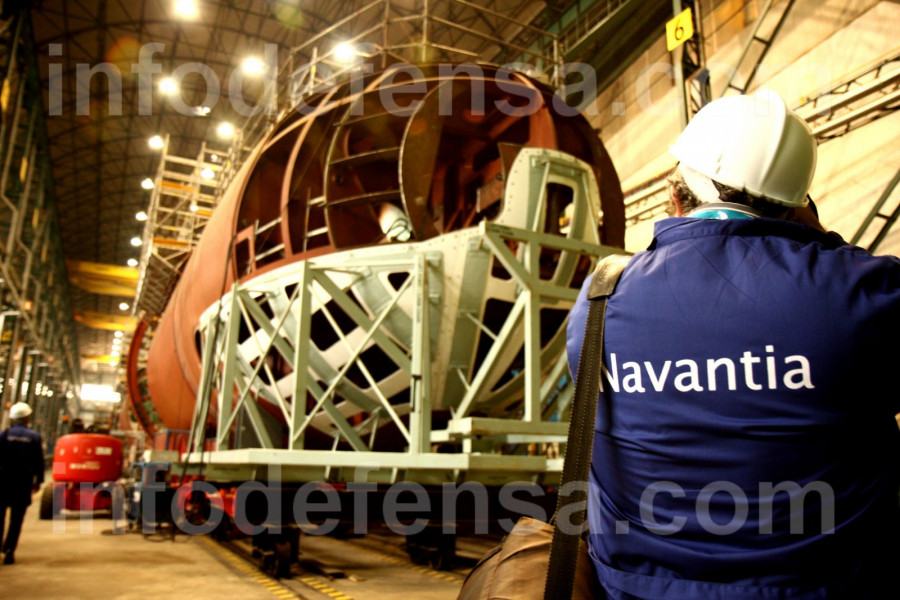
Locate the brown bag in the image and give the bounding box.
[457,517,600,600]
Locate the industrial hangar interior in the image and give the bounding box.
[0,0,898,598]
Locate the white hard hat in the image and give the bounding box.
[9,402,32,420]
[670,89,816,208]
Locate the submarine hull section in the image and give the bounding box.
[145,64,625,435]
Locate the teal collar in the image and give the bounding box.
[686,202,759,220]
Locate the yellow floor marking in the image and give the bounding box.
[350,542,465,584]
[296,574,354,600]
[198,536,301,599]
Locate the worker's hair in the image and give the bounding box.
[666,168,790,219]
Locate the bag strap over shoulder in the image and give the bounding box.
[544,253,630,600]
[588,254,631,300]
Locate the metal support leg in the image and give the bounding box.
[523,241,541,423]
[289,263,313,450]
[409,253,431,454]
[215,288,245,450]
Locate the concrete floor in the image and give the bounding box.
[0,502,277,600]
[289,533,467,600]
[0,492,470,600]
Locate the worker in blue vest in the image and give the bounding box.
[0,402,45,565]
[567,89,900,599]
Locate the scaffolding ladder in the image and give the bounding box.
[133,137,229,318]
[718,0,797,97]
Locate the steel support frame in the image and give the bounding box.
[0,9,80,425]
[186,223,610,484]
[190,250,434,455]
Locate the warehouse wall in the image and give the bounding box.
[586,0,900,256]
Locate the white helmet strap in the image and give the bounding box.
[679,164,722,206]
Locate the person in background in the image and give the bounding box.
[0,402,45,565]
[567,89,900,599]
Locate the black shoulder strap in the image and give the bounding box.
[544,253,630,600]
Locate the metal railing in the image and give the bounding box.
[213,0,564,207]
[559,0,630,55]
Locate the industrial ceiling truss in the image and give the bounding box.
[624,34,900,229]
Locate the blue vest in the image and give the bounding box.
[0,424,44,506]
[567,217,900,599]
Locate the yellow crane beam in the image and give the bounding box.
[67,260,138,297]
[80,354,122,364]
[74,311,137,332]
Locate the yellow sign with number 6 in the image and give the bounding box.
[667,7,694,52]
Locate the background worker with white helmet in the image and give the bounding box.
[0,402,45,565]
[567,89,900,599]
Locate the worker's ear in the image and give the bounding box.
[784,205,826,233]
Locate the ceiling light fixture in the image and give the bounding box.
[333,42,356,64]
[173,0,197,18]
[216,122,235,138]
[114,331,124,338]
[141,178,154,190]
[159,77,178,95]
[135,210,148,221]
[130,237,142,247]
[242,56,265,75]
[200,167,215,180]
[127,258,138,267]
[148,135,164,149]
[118,302,130,311]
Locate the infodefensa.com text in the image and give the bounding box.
[46,42,836,119]
[53,467,836,539]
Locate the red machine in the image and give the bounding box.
[40,433,124,519]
